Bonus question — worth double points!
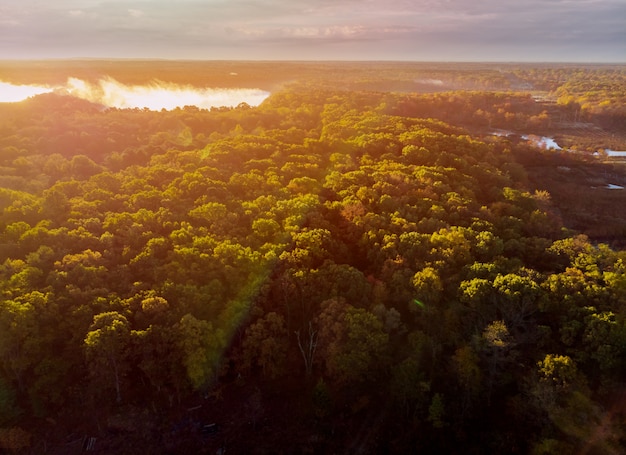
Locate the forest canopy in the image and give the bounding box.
[1,62,625,454]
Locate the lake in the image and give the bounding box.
[491,130,562,150]
[605,149,626,157]
[521,135,562,150]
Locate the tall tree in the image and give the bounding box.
[84,311,131,403]
[176,314,225,392]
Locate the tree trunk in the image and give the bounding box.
[296,321,317,376]
[112,358,121,403]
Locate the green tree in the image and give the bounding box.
[493,272,542,331]
[478,320,514,404]
[0,377,20,425]
[390,330,432,417]
[317,300,389,385]
[132,324,186,400]
[176,314,225,392]
[428,393,446,429]
[84,311,132,403]
[240,312,288,378]
[411,266,443,307]
[451,345,482,414]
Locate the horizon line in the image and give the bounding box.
[1,57,625,65]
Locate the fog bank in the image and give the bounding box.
[0,78,270,110]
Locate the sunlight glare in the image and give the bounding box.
[1,77,270,110]
[65,77,270,110]
[0,81,54,102]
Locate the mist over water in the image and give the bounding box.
[0,78,270,110]
[0,81,54,102]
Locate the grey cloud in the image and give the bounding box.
[1,0,624,61]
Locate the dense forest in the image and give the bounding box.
[1,62,626,454]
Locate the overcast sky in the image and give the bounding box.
[1,0,624,61]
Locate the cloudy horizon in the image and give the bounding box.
[1,1,625,62]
